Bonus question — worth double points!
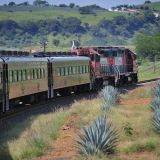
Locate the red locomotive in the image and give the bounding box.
[70,46,138,87]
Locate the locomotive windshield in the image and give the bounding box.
[90,54,100,62]
[98,49,118,57]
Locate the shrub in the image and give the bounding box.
[77,116,118,156]
[123,122,134,136]
[99,86,120,111]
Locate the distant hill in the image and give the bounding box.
[138,1,160,11]
[0,5,159,50]
[0,6,127,25]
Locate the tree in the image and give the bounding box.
[61,17,85,34]
[18,1,30,6]
[69,3,75,8]
[33,0,49,6]
[79,6,95,14]
[8,1,16,6]
[144,1,151,4]
[59,4,68,7]
[134,33,160,59]
[52,39,60,47]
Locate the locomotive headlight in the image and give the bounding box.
[19,101,23,105]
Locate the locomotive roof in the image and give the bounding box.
[48,56,90,62]
[1,57,48,63]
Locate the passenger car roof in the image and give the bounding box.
[2,57,48,63]
[1,56,90,63]
[48,56,90,62]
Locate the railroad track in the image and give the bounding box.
[0,92,96,122]
[0,78,159,121]
[138,78,160,84]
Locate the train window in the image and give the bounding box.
[96,55,100,62]
[57,68,61,76]
[75,66,78,74]
[22,70,25,81]
[41,68,44,78]
[30,70,33,80]
[68,66,72,75]
[60,67,65,76]
[83,66,86,73]
[37,69,41,79]
[79,66,82,74]
[39,69,41,78]
[104,50,112,57]
[87,66,90,72]
[21,70,23,80]
[84,66,86,73]
[18,70,22,81]
[13,70,18,82]
[70,66,73,74]
[113,51,117,57]
[39,69,42,78]
[81,66,83,73]
[33,69,37,79]
[90,55,94,61]
[78,66,80,74]
[16,71,18,81]
[35,69,38,79]
[72,66,76,74]
[65,67,68,76]
[9,71,13,83]
[128,52,132,59]
[81,66,84,73]
[42,68,45,78]
[41,69,43,78]
[27,70,31,80]
[80,66,82,74]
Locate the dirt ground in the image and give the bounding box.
[36,113,79,160]
[36,82,156,160]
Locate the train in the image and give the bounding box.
[0,46,138,113]
[70,46,138,86]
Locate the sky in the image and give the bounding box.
[0,0,160,8]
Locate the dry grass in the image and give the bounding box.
[0,110,69,160]
[122,86,152,100]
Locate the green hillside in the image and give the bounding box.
[0,6,127,25]
[0,5,159,50]
[139,1,160,11]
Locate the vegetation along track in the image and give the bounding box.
[0,78,159,126]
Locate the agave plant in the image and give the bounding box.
[77,116,118,156]
[151,97,160,111]
[100,102,111,112]
[99,86,120,111]
[153,80,160,97]
[152,110,160,133]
